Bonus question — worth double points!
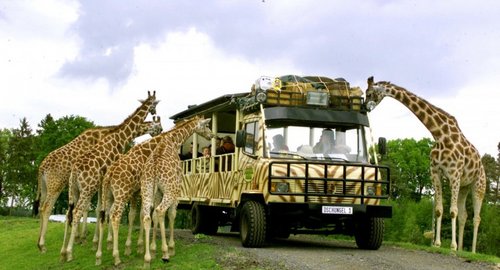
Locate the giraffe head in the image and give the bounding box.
[138,116,163,137]
[193,117,214,139]
[365,76,391,111]
[139,90,160,115]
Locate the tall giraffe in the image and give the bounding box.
[365,77,486,253]
[140,116,212,268]
[95,116,169,266]
[60,91,161,262]
[36,125,115,253]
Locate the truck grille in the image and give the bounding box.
[268,161,390,203]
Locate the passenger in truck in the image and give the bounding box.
[216,136,235,171]
[180,142,202,160]
[332,130,351,154]
[271,134,289,152]
[197,146,211,173]
[313,128,335,154]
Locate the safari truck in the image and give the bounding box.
[171,75,391,249]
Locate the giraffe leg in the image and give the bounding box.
[141,183,154,269]
[66,194,92,262]
[38,191,61,253]
[155,197,170,263]
[457,187,469,251]
[95,206,106,265]
[110,200,125,265]
[76,210,88,243]
[430,166,443,248]
[125,197,138,256]
[448,171,462,252]
[137,198,145,254]
[471,179,485,253]
[92,189,102,250]
[60,207,72,262]
[106,220,113,251]
[151,207,158,256]
[150,190,162,255]
[103,191,114,251]
[167,203,177,257]
[61,182,79,262]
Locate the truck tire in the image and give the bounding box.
[191,203,218,235]
[240,201,267,247]
[354,217,384,250]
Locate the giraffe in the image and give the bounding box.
[140,116,212,268]
[95,116,168,266]
[60,91,161,262]
[36,125,115,253]
[365,77,486,253]
[95,116,208,266]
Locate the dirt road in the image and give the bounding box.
[176,230,498,270]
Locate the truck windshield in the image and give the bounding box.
[264,125,368,163]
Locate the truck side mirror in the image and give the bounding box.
[236,130,246,148]
[378,137,387,156]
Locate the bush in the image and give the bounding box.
[385,198,500,256]
[385,198,433,246]
[476,203,500,256]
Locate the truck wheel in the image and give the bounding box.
[240,201,267,247]
[354,217,384,250]
[191,204,218,235]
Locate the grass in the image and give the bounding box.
[0,216,221,270]
[2,216,498,269]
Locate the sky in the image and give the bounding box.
[0,0,499,156]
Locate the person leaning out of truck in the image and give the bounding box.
[215,136,235,171]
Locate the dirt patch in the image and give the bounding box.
[175,229,498,270]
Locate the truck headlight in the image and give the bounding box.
[271,182,290,193]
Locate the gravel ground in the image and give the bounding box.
[175,230,499,270]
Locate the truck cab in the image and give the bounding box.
[171,75,391,249]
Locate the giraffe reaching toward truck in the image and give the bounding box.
[365,77,486,253]
[140,116,212,268]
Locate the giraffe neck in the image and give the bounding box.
[168,120,200,146]
[384,84,460,140]
[107,98,155,148]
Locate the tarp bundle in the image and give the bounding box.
[260,75,363,109]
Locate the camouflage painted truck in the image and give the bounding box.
[171,75,391,249]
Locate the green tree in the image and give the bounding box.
[3,118,36,214]
[0,129,13,206]
[481,153,499,204]
[381,138,434,201]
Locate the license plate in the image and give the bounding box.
[322,206,353,215]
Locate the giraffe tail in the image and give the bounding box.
[67,169,78,226]
[99,173,111,224]
[34,167,45,217]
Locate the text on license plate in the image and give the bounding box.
[321,206,353,215]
